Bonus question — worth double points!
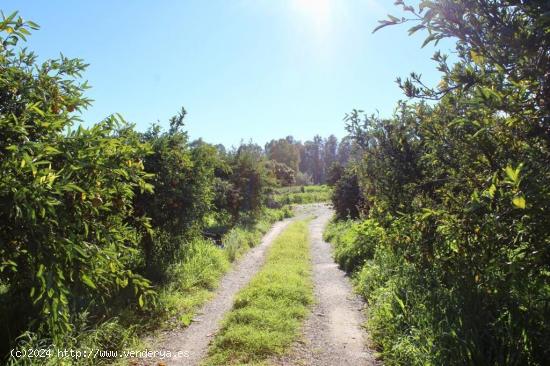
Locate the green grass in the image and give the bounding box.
[223,206,293,262]
[204,220,313,365]
[153,238,231,328]
[272,184,331,205]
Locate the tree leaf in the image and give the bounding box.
[512,196,526,209]
[421,33,438,48]
[81,274,97,289]
[470,50,485,66]
[373,20,395,33]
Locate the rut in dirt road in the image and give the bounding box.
[274,204,379,366]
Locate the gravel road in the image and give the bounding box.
[139,204,378,365]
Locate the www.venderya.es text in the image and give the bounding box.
[11,348,189,360]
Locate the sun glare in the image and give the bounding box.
[291,0,332,36]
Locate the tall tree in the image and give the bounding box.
[334,1,550,364]
[323,134,338,171]
[336,137,350,165]
[0,14,154,345]
[265,137,300,173]
[229,142,269,217]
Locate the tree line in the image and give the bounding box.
[264,134,357,185]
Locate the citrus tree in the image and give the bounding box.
[338,1,550,364]
[0,13,154,345]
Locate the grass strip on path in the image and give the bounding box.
[203,220,313,365]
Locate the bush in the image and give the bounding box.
[265,160,295,186]
[331,167,365,219]
[0,10,297,364]
[294,171,312,186]
[135,116,221,280]
[326,162,344,186]
[228,143,271,218]
[324,219,385,274]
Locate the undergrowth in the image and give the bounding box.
[325,217,550,365]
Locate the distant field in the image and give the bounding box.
[271,185,331,205]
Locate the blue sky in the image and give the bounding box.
[4,0,453,147]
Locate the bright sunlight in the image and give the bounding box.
[290,0,333,37]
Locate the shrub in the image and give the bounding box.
[265,160,295,187]
[325,219,385,274]
[135,116,220,280]
[331,167,365,219]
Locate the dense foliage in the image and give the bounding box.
[328,1,550,364]
[135,113,220,280]
[0,14,155,347]
[330,165,365,219]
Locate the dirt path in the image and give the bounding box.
[144,219,290,366]
[142,204,377,365]
[273,204,378,366]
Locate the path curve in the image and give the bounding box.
[274,204,379,366]
[148,218,292,365]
